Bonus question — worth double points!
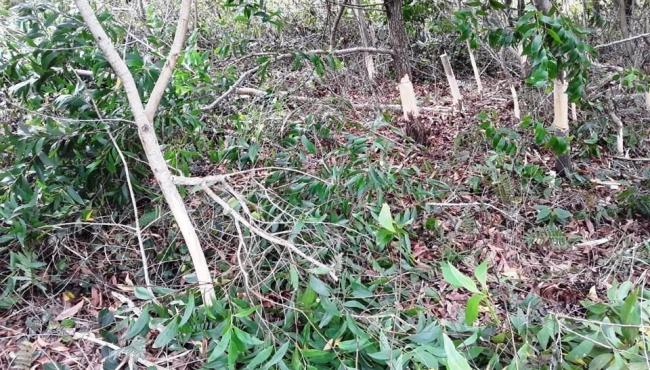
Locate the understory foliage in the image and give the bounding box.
[1,1,649,369]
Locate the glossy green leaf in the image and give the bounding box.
[465,293,484,325]
[443,334,472,370]
[153,317,179,348]
[125,309,150,340]
[245,346,273,369]
[474,260,488,288]
[378,203,396,233]
[442,262,479,293]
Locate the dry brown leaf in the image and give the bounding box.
[55,300,84,321]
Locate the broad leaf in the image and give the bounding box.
[442,262,479,293]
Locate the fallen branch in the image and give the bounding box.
[427,201,518,222]
[594,32,650,49]
[234,86,451,113]
[201,46,393,110]
[73,332,165,370]
[200,183,338,281]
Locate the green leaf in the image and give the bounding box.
[153,317,179,348]
[474,260,488,288]
[300,135,316,154]
[442,262,480,293]
[589,353,613,370]
[234,305,258,318]
[465,293,484,325]
[179,293,195,326]
[309,275,331,297]
[531,34,543,54]
[262,341,290,370]
[208,330,231,362]
[407,323,441,344]
[536,319,555,350]
[289,264,299,291]
[134,287,155,300]
[620,289,640,343]
[378,203,396,233]
[245,346,273,369]
[565,339,594,363]
[234,327,264,346]
[528,66,549,87]
[125,310,150,339]
[547,28,562,44]
[443,334,472,370]
[547,135,569,155]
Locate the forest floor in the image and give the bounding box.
[1,75,648,369]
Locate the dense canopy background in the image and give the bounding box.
[0,0,649,369]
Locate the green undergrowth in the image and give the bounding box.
[1,2,649,370]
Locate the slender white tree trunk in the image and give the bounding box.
[352,0,376,81]
[75,0,216,304]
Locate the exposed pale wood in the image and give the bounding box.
[352,0,376,81]
[466,40,482,93]
[607,99,626,156]
[397,74,419,121]
[440,53,462,108]
[510,85,520,120]
[552,78,569,132]
[646,91,650,111]
[571,103,577,121]
[75,0,216,305]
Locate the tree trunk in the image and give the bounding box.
[352,0,376,81]
[329,0,349,49]
[75,0,216,305]
[617,0,634,58]
[384,0,411,80]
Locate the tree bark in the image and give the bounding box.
[383,0,411,80]
[74,0,216,305]
[329,0,349,49]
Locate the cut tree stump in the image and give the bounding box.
[440,53,462,109]
[552,78,571,176]
[397,74,427,144]
[510,85,520,120]
[466,41,482,94]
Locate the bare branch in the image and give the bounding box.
[201,184,338,281]
[200,47,393,110]
[594,32,650,49]
[144,0,192,122]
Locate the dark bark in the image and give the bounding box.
[383,0,411,80]
[554,131,572,177]
[518,0,525,17]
